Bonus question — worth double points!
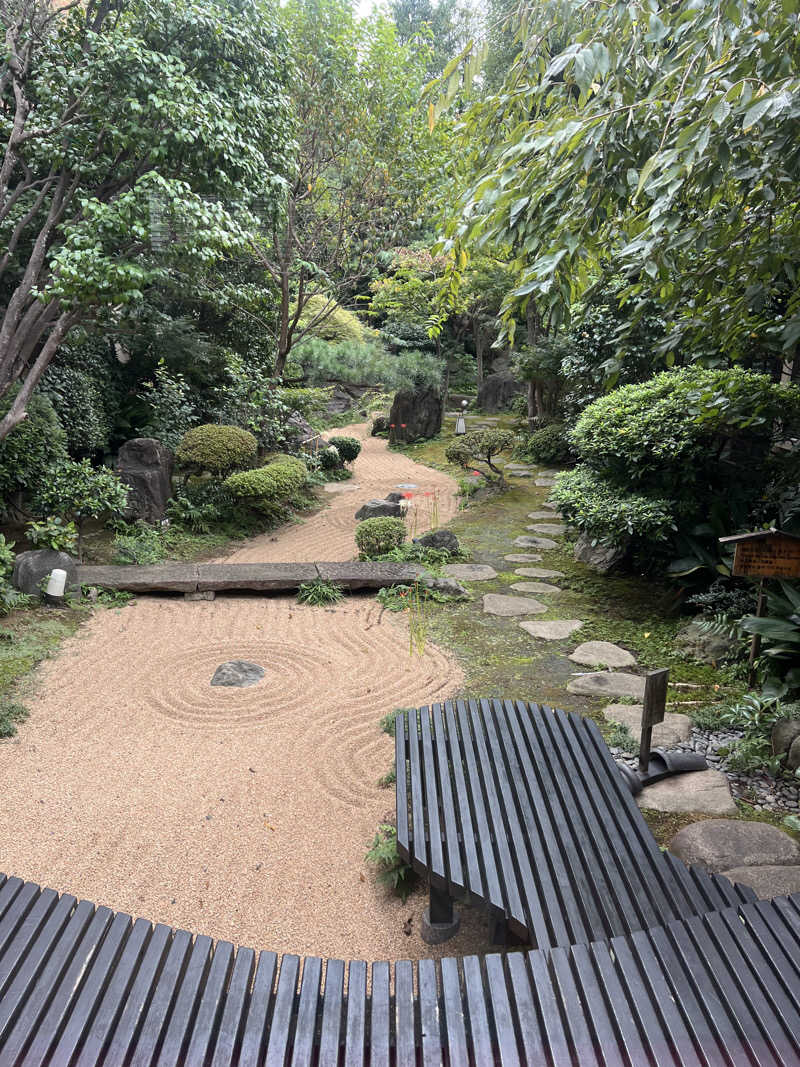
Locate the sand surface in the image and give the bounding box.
[0,423,488,960]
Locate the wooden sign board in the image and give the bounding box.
[732,536,800,579]
[642,669,669,729]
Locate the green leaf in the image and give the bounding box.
[742,96,772,130]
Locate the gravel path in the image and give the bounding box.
[0,424,479,961]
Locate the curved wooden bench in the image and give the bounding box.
[0,874,798,1065]
[396,699,757,947]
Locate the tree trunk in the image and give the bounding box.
[534,381,545,422]
[526,380,536,433]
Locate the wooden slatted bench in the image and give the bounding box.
[396,698,757,947]
[0,873,798,1065]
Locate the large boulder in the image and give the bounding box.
[669,819,800,871]
[371,414,389,436]
[354,499,404,521]
[771,719,800,759]
[12,549,79,600]
[388,387,443,443]
[573,533,626,575]
[414,530,459,553]
[477,373,523,414]
[284,413,322,451]
[116,438,173,523]
[674,619,741,664]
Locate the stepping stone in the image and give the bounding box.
[504,463,531,471]
[535,477,556,487]
[443,564,497,582]
[567,672,646,700]
[513,536,558,549]
[527,523,567,536]
[520,619,584,641]
[636,770,737,816]
[510,582,562,594]
[322,482,362,493]
[542,501,558,510]
[719,866,800,900]
[569,641,636,668]
[210,661,265,688]
[507,470,532,477]
[483,593,547,616]
[504,553,543,563]
[395,483,418,489]
[514,567,564,579]
[527,511,559,520]
[604,704,691,748]
[669,819,800,871]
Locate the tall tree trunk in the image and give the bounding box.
[526,381,536,433]
[525,301,541,432]
[473,316,485,389]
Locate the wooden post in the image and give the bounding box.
[639,669,669,773]
[747,578,766,688]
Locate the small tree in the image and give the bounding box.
[445,428,514,482]
[34,460,129,560]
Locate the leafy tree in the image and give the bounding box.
[445,427,514,481]
[0,0,293,439]
[389,0,478,77]
[443,0,800,367]
[34,459,129,559]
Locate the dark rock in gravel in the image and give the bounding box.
[413,530,459,553]
[354,499,405,521]
[389,386,443,442]
[210,661,265,688]
[12,550,79,600]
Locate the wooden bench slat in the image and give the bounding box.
[419,708,445,888]
[562,944,629,1067]
[431,704,464,896]
[154,932,214,1067]
[491,700,571,947]
[368,960,390,1067]
[407,711,429,875]
[104,923,173,1065]
[129,928,194,1066]
[0,888,68,1033]
[453,701,504,915]
[527,949,573,1065]
[0,877,38,957]
[48,911,133,1067]
[394,716,410,864]
[290,956,323,1067]
[71,915,151,1067]
[547,947,603,1067]
[317,959,345,1067]
[484,953,520,1067]
[462,955,493,1066]
[443,702,483,898]
[440,955,469,1064]
[395,959,416,1067]
[417,956,441,1067]
[209,945,256,1067]
[238,948,278,1067]
[183,940,234,1067]
[264,953,300,1067]
[342,959,367,1067]
[15,903,113,1067]
[503,952,547,1066]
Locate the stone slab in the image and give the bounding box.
[569,641,637,668]
[514,568,564,579]
[316,562,424,589]
[197,563,318,591]
[322,482,362,493]
[527,523,566,536]
[77,564,200,593]
[504,554,543,563]
[636,770,737,815]
[669,818,800,871]
[535,477,556,486]
[483,593,548,617]
[442,564,497,582]
[210,660,265,688]
[520,619,584,641]
[527,511,559,520]
[566,672,646,700]
[510,582,562,594]
[507,470,532,478]
[719,865,800,900]
[604,704,691,748]
[513,536,558,549]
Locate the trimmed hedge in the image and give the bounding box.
[355,517,406,558]
[224,456,308,513]
[515,423,574,465]
[327,436,361,463]
[0,385,68,504]
[551,467,676,544]
[176,424,257,475]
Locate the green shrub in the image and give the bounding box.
[112,523,167,565]
[327,436,361,463]
[278,386,332,422]
[296,295,368,343]
[297,579,344,605]
[0,701,29,739]
[224,456,308,514]
[318,445,342,471]
[551,467,675,544]
[42,365,112,456]
[365,823,417,901]
[34,459,129,560]
[139,365,198,451]
[0,535,15,580]
[0,385,68,507]
[445,429,515,480]
[27,517,78,554]
[355,517,406,558]
[294,336,443,391]
[175,424,258,476]
[515,423,574,465]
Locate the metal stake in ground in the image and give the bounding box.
[638,668,669,774]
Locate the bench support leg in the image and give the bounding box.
[421,886,460,944]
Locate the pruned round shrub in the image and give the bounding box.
[318,445,342,471]
[0,385,68,506]
[175,424,257,475]
[355,517,406,558]
[551,467,675,544]
[516,423,574,465]
[224,456,308,514]
[327,436,361,463]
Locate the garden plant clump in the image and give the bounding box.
[355,517,407,559]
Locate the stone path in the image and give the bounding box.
[567,672,646,700]
[568,640,636,668]
[511,581,562,595]
[520,620,584,640]
[482,593,548,616]
[504,553,543,563]
[442,563,497,581]
[636,770,737,815]
[527,523,567,535]
[514,567,564,578]
[604,704,691,748]
[513,535,558,549]
[669,819,800,898]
